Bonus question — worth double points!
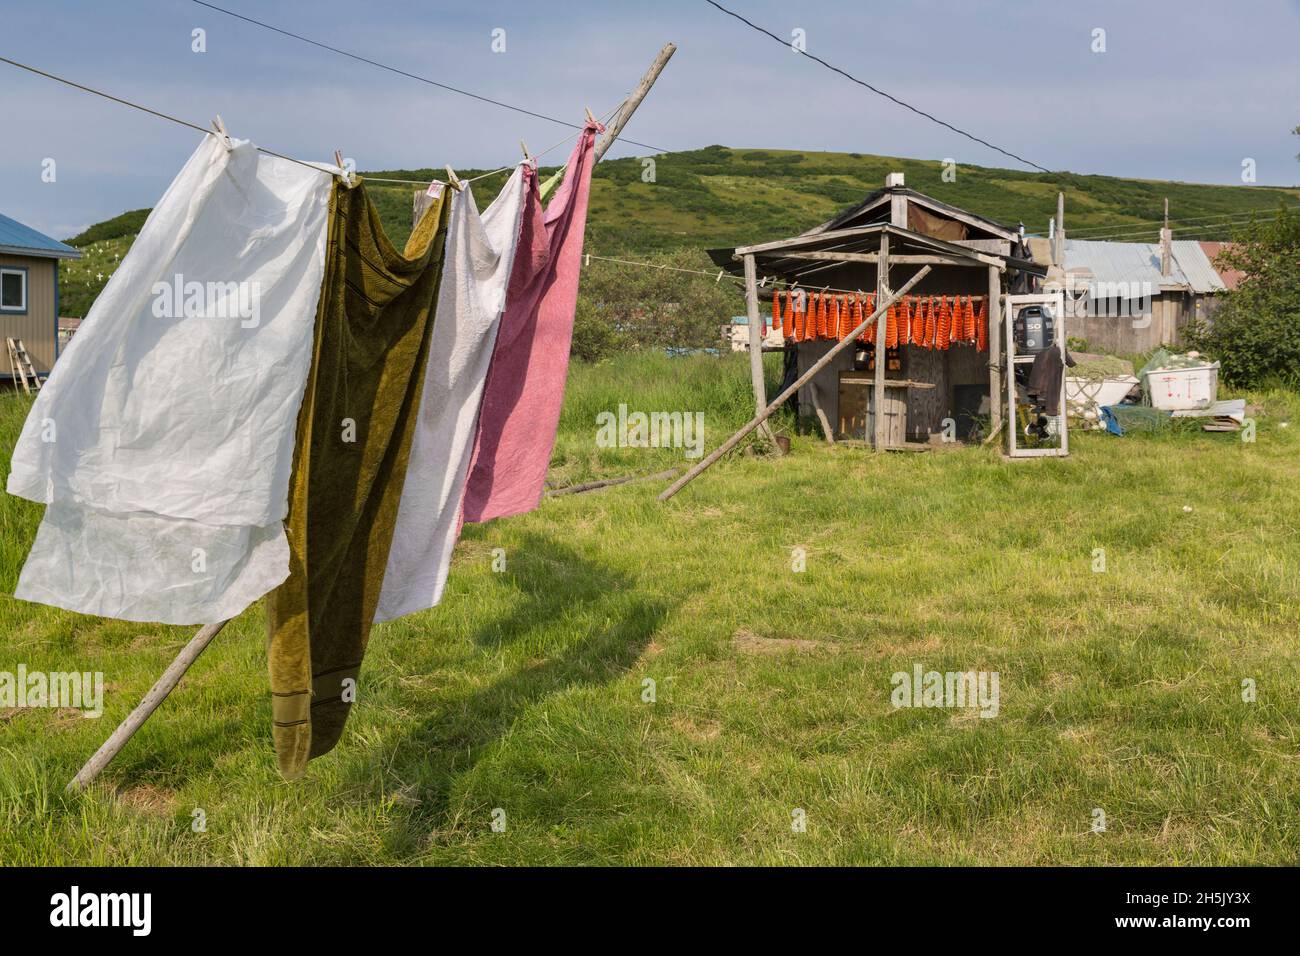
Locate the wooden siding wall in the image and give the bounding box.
[0,253,57,373]
[1067,292,1202,353]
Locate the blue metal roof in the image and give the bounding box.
[0,212,82,260]
[1064,238,1225,295]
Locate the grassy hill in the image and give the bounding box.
[57,146,1300,318]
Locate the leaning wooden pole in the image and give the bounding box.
[658,266,931,502]
[67,621,228,792]
[70,43,678,795]
[594,43,675,162]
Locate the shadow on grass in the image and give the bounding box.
[344,532,671,846]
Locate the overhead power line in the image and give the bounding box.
[1067,206,1298,239]
[1069,212,1288,242]
[702,0,1052,174]
[0,54,614,187]
[191,0,667,155]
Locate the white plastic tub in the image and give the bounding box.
[1146,363,1219,411]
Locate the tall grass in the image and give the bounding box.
[0,356,1297,865]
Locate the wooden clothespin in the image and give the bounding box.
[715,270,724,284]
[334,150,355,187]
[444,165,464,192]
[211,114,232,149]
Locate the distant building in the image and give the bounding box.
[0,212,82,378]
[1028,237,1226,352]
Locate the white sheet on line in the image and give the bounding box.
[7,134,333,624]
[374,165,527,622]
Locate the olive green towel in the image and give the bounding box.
[267,180,450,780]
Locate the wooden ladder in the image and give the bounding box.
[6,337,41,393]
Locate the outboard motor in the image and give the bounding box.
[1013,304,1056,354]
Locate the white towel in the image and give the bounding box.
[374,165,527,622]
[7,135,332,624]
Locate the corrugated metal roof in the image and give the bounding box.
[0,212,82,260]
[1171,240,1226,293]
[1063,238,1224,295]
[1197,241,1244,291]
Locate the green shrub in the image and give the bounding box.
[1184,207,1300,387]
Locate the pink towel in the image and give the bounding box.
[461,120,602,522]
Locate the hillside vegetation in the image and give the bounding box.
[57,147,1300,318]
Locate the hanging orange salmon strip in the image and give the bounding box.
[857,293,874,342]
[850,293,864,339]
[975,296,988,352]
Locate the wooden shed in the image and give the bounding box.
[710,173,1045,449]
[0,212,82,379]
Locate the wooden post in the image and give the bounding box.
[595,43,676,162]
[987,264,1002,441]
[66,621,229,792]
[659,266,931,501]
[414,42,677,226]
[808,383,835,444]
[873,231,890,451]
[742,254,775,445]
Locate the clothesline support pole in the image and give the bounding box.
[66,621,229,792]
[658,266,931,502]
[594,43,676,162]
[414,42,676,227]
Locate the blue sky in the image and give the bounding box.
[2,0,1297,239]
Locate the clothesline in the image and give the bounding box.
[21,119,606,784]
[191,0,666,153]
[366,103,624,187]
[0,53,621,190]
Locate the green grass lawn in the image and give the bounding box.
[1,352,1297,865]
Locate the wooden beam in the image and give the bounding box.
[807,381,836,444]
[734,224,886,257]
[987,265,1002,442]
[595,43,676,162]
[873,232,890,451]
[741,226,1006,270]
[742,254,775,445]
[658,266,931,501]
[778,250,982,267]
